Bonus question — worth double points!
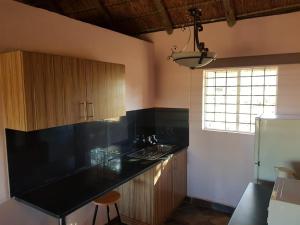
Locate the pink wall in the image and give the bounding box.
[0,0,155,224]
[145,12,300,206]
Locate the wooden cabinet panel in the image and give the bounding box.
[55,56,86,125]
[106,63,126,118]
[0,51,27,130]
[0,50,126,131]
[116,168,154,225]
[22,52,87,130]
[154,157,174,225]
[84,60,108,121]
[22,52,63,130]
[173,149,187,208]
[117,149,187,225]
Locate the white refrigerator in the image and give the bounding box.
[255,115,300,182]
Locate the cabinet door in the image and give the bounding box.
[0,51,28,130]
[56,56,86,125]
[116,168,154,225]
[173,149,187,208]
[84,60,109,121]
[154,157,173,225]
[106,63,126,118]
[23,52,86,130]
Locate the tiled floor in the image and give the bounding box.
[164,202,231,225]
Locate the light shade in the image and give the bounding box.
[171,51,216,69]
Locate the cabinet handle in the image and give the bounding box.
[87,102,95,119]
[79,102,87,120]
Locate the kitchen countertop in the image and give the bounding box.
[15,145,188,219]
[228,182,273,225]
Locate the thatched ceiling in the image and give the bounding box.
[15,0,300,36]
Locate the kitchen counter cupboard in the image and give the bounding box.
[116,148,187,225]
[0,50,125,131]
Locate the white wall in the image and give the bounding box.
[145,12,300,207]
[0,0,155,224]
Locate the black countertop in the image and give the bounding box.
[228,182,273,225]
[15,145,187,219]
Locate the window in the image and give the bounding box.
[203,67,278,133]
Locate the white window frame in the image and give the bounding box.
[202,66,278,134]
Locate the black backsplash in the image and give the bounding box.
[6,108,188,197]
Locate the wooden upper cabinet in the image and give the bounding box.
[0,50,126,131]
[85,60,125,121]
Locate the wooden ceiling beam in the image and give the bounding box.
[222,0,236,27]
[153,0,173,34]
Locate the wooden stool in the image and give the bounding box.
[92,191,122,225]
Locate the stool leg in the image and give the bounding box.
[107,205,111,224]
[114,203,122,224]
[92,205,98,225]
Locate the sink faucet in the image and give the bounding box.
[147,135,159,145]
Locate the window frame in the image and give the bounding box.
[202,66,278,134]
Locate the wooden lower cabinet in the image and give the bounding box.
[116,149,187,225]
[172,149,187,209]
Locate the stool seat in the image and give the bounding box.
[93,191,120,205]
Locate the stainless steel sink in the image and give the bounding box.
[127,144,174,161]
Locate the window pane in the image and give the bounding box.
[265,68,277,75]
[252,96,263,105]
[215,113,225,121]
[216,71,226,78]
[240,87,251,95]
[227,87,237,95]
[239,114,250,123]
[206,78,215,86]
[205,113,214,121]
[240,96,251,104]
[206,71,215,78]
[205,121,215,129]
[206,104,215,112]
[253,69,264,76]
[265,76,277,85]
[203,67,277,134]
[240,77,251,86]
[226,104,237,113]
[216,78,226,86]
[206,87,215,95]
[215,104,225,112]
[252,105,264,115]
[214,122,225,130]
[226,123,237,131]
[227,71,238,77]
[252,76,264,85]
[216,96,225,104]
[239,105,251,113]
[241,69,252,76]
[206,96,215,104]
[252,86,264,95]
[226,114,236,122]
[227,96,237,104]
[264,96,276,105]
[216,87,226,95]
[227,77,237,86]
[265,86,277,95]
[264,106,276,115]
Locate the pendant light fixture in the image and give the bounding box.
[169,8,216,69]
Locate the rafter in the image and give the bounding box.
[222,0,236,27]
[153,0,173,34]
